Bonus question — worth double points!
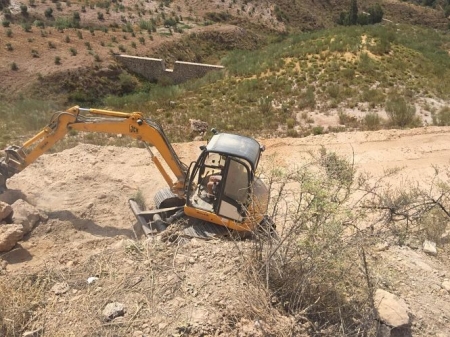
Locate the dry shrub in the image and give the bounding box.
[241,150,377,336]
[360,166,450,244]
[0,269,53,336]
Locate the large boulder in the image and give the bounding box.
[11,199,45,234]
[374,289,411,328]
[0,224,24,252]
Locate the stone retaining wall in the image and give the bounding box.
[115,55,224,84]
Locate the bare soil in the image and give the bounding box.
[1,126,450,336]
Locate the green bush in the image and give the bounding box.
[434,106,450,126]
[22,22,32,32]
[363,113,382,130]
[385,96,420,128]
[20,4,28,15]
[44,7,53,17]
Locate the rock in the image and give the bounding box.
[441,280,450,293]
[423,240,437,256]
[0,224,24,252]
[11,199,45,234]
[0,201,13,222]
[103,302,125,321]
[51,282,70,295]
[374,289,410,328]
[375,242,389,252]
[441,230,450,244]
[189,119,208,133]
[0,189,26,205]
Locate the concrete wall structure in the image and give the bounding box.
[115,55,224,84]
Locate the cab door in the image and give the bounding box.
[216,158,251,222]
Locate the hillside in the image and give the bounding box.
[0,0,449,101]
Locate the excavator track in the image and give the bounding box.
[154,187,185,209]
[130,188,248,240]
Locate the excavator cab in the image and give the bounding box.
[183,133,267,232]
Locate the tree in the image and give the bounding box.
[44,7,53,18]
[349,0,358,25]
[20,4,28,15]
[368,3,384,24]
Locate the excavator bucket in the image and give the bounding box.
[0,145,27,193]
[128,198,234,239]
[128,198,184,236]
[0,159,11,193]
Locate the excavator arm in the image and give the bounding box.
[0,106,187,196]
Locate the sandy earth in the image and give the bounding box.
[2,127,450,336]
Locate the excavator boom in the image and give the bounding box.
[0,106,187,196]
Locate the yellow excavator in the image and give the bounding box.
[0,106,271,238]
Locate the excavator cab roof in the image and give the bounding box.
[205,133,263,172]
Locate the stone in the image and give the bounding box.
[441,280,450,292]
[11,199,44,234]
[189,119,208,133]
[423,240,437,256]
[0,189,26,205]
[0,224,24,252]
[102,302,125,321]
[51,282,70,295]
[0,201,13,222]
[375,242,389,252]
[374,289,410,328]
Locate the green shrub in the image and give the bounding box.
[385,96,420,128]
[338,112,359,128]
[54,56,61,64]
[2,20,10,27]
[44,7,53,17]
[35,20,45,28]
[22,22,32,32]
[363,113,382,131]
[11,62,18,71]
[69,47,77,56]
[6,29,12,37]
[20,4,28,15]
[434,106,450,126]
[312,125,324,135]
